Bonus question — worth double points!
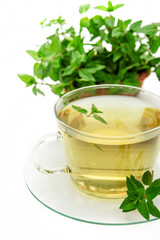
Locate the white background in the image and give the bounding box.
[1,0,160,239]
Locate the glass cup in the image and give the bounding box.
[33,84,160,198]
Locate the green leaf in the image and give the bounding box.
[38,39,61,58]
[62,65,76,77]
[26,50,40,61]
[148,57,160,66]
[72,105,88,114]
[104,16,115,28]
[147,200,160,218]
[123,72,139,86]
[146,186,160,200]
[137,44,148,55]
[93,114,107,124]
[113,3,125,11]
[71,50,87,68]
[124,32,136,49]
[34,62,51,79]
[117,19,132,29]
[126,176,138,194]
[40,18,47,27]
[112,28,124,38]
[79,69,95,81]
[120,197,135,211]
[142,171,153,186]
[130,175,144,189]
[151,178,160,187]
[32,85,45,96]
[85,63,105,73]
[149,36,160,54]
[130,20,142,32]
[80,17,90,28]
[94,5,108,12]
[154,66,160,81]
[140,23,158,37]
[92,15,104,28]
[108,1,114,11]
[17,74,36,87]
[91,104,103,114]
[79,4,90,14]
[50,38,62,55]
[113,51,122,62]
[137,200,150,221]
[67,36,84,52]
[50,83,65,96]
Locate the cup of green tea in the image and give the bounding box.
[33,84,160,198]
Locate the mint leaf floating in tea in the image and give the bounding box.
[72,105,88,114]
[72,104,107,124]
[120,171,160,221]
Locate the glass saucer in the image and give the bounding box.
[24,136,160,225]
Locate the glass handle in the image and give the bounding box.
[33,132,71,174]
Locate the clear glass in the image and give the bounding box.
[54,84,160,198]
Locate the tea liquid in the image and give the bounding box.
[58,95,160,198]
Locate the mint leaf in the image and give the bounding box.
[137,200,150,221]
[34,62,51,79]
[94,6,108,12]
[147,200,160,218]
[113,52,122,62]
[85,63,105,73]
[130,175,144,189]
[142,171,153,186]
[79,4,90,14]
[149,36,160,54]
[92,15,104,28]
[62,65,76,77]
[120,197,136,211]
[104,16,115,28]
[50,83,68,96]
[72,105,88,114]
[79,69,95,81]
[126,176,138,194]
[113,4,124,11]
[91,104,103,114]
[80,17,90,28]
[32,85,45,96]
[112,28,124,38]
[154,66,160,81]
[107,1,114,12]
[17,74,36,87]
[130,20,142,32]
[140,24,158,37]
[26,50,40,61]
[93,114,107,124]
[146,185,160,200]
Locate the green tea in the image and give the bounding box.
[58,95,160,198]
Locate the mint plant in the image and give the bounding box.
[120,171,160,221]
[18,1,160,96]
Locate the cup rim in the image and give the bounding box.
[54,84,160,140]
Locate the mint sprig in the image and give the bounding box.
[120,171,160,220]
[72,104,107,124]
